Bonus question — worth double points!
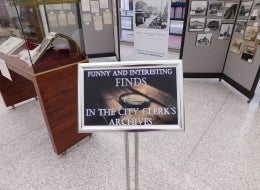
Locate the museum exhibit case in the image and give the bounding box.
[0,0,90,155]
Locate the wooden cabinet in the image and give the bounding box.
[0,53,90,154]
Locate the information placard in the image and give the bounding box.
[78,60,184,132]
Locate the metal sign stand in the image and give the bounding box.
[124,132,139,190]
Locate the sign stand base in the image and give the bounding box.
[124,132,139,190]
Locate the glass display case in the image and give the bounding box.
[0,0,86,74]
[0,0,90,155]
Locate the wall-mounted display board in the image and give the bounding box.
[78,60,184,132]
[180,0,260,100]
[182,0,240,76]
[223,0,260,99]
[79,0,120,59]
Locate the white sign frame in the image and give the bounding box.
[78,60,184,132]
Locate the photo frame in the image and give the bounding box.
[238,1,253,17]
[190,1,208,16]
[256,39,260,47]
[234,20,247,34]
[229,38,244,54]
[250,9,258,21]
[219,23,234,40]
[255,0,260,7]
[223,3,239,19]
[205,19,221,31]
[78,60,184,132]
[195,33,212,46]
[244,25,258,41]
[241,45,257,63]
[207,1,224,16]
[189,18,205,31]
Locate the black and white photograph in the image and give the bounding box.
[195,33,212,46]
[229,37,244,54]
[255,0,260,7]
[241,45,256,62]
[190,1,208,16]
[223,3,238,19]
[206,19,221,31]
[207,1,224,16]
[238,1,253,17]
[219,23,234,40]
[250,9,258,21]
[189,18,205,31]
[244,25,258,41]
[234,20,247,33]
[135,0,170,30]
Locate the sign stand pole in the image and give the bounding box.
[124,132,140,190]
[124,132,131,190]
[134,132,139,190]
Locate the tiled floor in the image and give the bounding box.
[0,44,260,190]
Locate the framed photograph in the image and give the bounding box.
[207,1,224,16]
[195,33,212,46]
[234,20,247,34]
[189,18,205,31]
[190,1,208,16]
[219,23,234,40]
[238,1,253,17]
[205,19,221,31]
[256,39,260,47]
[78,60,184,132]
[135,0,170,30]
[255,0,260,7]
[229,38,244,54]
[250,9,258,21]
[241,45,256,63]
[244,25,258,41]
[223,3,239,19]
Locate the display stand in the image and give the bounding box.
[0,58,91,155]
[181,0,260,101]
[79,0,120,60]
[124,132,139,190]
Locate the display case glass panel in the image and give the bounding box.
[0,0,86,74]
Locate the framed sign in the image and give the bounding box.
[78,60,184,132]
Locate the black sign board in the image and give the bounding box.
[78,60,184,132]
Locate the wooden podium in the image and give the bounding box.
[0,53,90,155]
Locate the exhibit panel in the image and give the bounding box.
[79,0,120,58]
[0,0,91,154]
[182,0,241,76]
[223,0,260,98]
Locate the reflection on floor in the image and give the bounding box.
[0,44,260,189]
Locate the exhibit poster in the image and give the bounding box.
[238,1,253,17]
[244,25,258,41]
[190,1,208,16]
[230,37,244,54]
[219,23,234,40]
[195,33,212,46]
[189,18,205,31]
[205,19,221,31]
[78,60,184,132]
[134,0,171,60]
[207,1,224,16]
[241,45,256,63]
[223,3,238,19]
